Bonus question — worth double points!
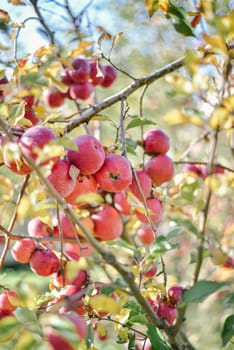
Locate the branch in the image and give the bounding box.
[30,0,55,45]
[64,56,185,133]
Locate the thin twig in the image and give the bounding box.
[64,56,185,133]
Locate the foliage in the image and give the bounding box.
[0,0,233,350]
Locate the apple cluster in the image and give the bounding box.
[43,58,117,108]
[148,283,185,326]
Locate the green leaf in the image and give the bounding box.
[183,281,228,304]
[86,323,94,349]
[107,239,137,252]
[128,332,136,350]
[21,72,48,87]
[145,0,159,17]
[125,138,137,155]
[221,315,234,347]
[8,103,25,121]
[127,314,148,326]
[168,0,194,37]
[0,315,20,343]
[126,117,156,129]
[148,236,178,259]
[147,324,172,350]
[166,227,184,240]
[57,135,78,151]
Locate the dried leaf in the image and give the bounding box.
[0,10,10,23]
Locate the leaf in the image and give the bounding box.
[221,315,234,347]
[166,227,184,240]
[0,315,20,343]
[8,103,25,121]
[125,138,137,155]
[145,0,159,17]
[167,0,194,37]
[126,117,156,129]
[182,280,228,303]
[148,236,178,259]
[107,239,137,252]
[0,10,10,23]
[147,324,172,350]
[89,294,120,314]
[127,314,148,326]
[91,114,118,128]
[75,192,104,204]
[8,0,26,4]
[111,32,123,49]
[164,109,202,126]
[57,136,79,151]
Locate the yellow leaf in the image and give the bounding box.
[70,41,93,57]
[66,259,87,282]
[17,197,31,221]
[0,10,10,23]
[111,32,123,48]
[76,192,104,204]
[0,175,13,201]
[34,45,54,58]
[202,33,228,55]
[8,0,26,4]
[164,109,202,126]
[209,107,229,129]
[89,294,120,314]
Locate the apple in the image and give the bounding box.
[135,197,163,224]
[136,224,155,245]
[23,109,39,126]
[19,125,57,165]
[0,291,18,313]
[65,174,97,205]
[67,134,105,175]
[43,85,65,108]
[168,285,184,305]
[28,217,53,238]
[0,76,8,102]
[53,211,78,239]
[91,205,123,240]
[47,158,79,198]
[69,82,93,100]
[101,65,117,87]
[183,163,202,177]
[95,153,132,192]
[11,238,37,263]
[143,264,157,277]
[157,301,177,325]
[44,326,74,350]
[2,139,32,175]
[129,170,152,200]
[144,154,174,186]
[29,249,60,276]
[113,191,131,215]
[65,241,93,260]
[60,68,74,86]
[143,129,170,155]
[71,58,91,82]
[89,60,104,86]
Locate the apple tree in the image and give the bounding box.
[0,0,233,349]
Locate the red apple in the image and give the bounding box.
[71,58,91,82]
[143,129,170,155]
[157,302,177,325]
[47,158,79,198]
[23,109,39,126]
[43,86,65,108]
[89,60,104,86]
[168,285,184,305]
[45,326,74,350]
[28,217,53,238]
[0,291,18,313]
[101,65,117,87]
[183,163,202,177]
[60,68,74,86]
[135,197,163,224]
[136,224,155,245]
[0,76,8,102]
[53,211,78,239]
[29,249,60,276]
[143,264,157,278]
[144,154,174,186]
[67,135,105,175]
[65,241,93,260]
[69,82,93,100]
[65,174,97,205]
[129,170,152,200]
[11,238,37,263]
[3,140,32,175]
[95,154,132,193]
[19,125,57,165]
[91,205,123,240]
[113,191,131,215]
